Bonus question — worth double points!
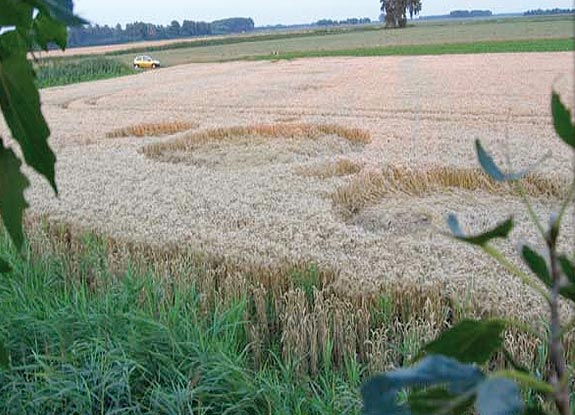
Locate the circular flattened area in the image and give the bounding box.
[143,123,371,170]
[330,164,570,247]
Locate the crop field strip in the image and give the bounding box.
[35,16,574,88]
[43,15,574,59]
[18,216,568,375]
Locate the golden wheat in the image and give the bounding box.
[143,123,371,160]
[106,121,198,138]
[296,158,363,179]
[23,217,560,375]
[332,165,570,216]
[25,54,575,356]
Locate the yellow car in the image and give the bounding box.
[133,55,161,69]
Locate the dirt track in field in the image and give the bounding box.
[34,34,226,58]
[18,52,575,321]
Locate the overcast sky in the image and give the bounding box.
[74,0,574,26]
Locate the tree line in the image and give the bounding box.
[68,17,255,48]
[315,17,372,27]
[524,8,574,16]
[449,10,492,18]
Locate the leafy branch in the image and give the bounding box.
[0,0,85,253]
[362,92,574,414]
[0,0,85,369]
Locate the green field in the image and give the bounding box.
[111,16,574,66]
[38,16,574,88]
[254,38,574,61]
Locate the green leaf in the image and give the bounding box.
[361,355,484,415]
[558,256,575,302]
[559,255,575,284]
[476,140,525,182]
[0,142,30,250]
[0,257,10,273]
[34,0,87,27]
[551,91,575,148]
[422,320,506,364]
[524,403,551,415]
[522,245,552,287]
[0,0,34,27]
[447,215,513,246]
[476,378,524,415]
[33,12,67,50]
[502,348,529,374]
[409,389,473,415]
[0,340,8,369]
[0,31,57,193]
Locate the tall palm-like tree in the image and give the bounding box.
[380,0,422,28]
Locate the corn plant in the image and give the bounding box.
[362,92,574,414]
[36,56,132,88]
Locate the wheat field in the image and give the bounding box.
[13,52,574,326]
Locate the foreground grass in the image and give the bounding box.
[0,221,570,413]
[0,232,361,414]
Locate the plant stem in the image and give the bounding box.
[557,177,575,228]
[515,181,547,240]
[493,370,554,394]
[547,231,571,415]
[560,316,575,338]
[482,245,550,301]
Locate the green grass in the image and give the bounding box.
[37,37,573,89]
[107,16,574,66]
[0,232,362,415]
[0,219,571,413]
[101,25,382,57]
[36,16,574,88]
[35,57,133,88]
[59,14,573,63]
[253,38,574,60]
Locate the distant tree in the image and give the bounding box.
[450,10,470,18]
[524,8,574,15]
[316,19,337,26]
[450,9,492,18]
[67,17,229,47]
[380,0,422,28]
[168,20,181,37]
[341,18,359,25]
[470,10,492,17]
[211,18,254,34]
[181,20,195,36]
